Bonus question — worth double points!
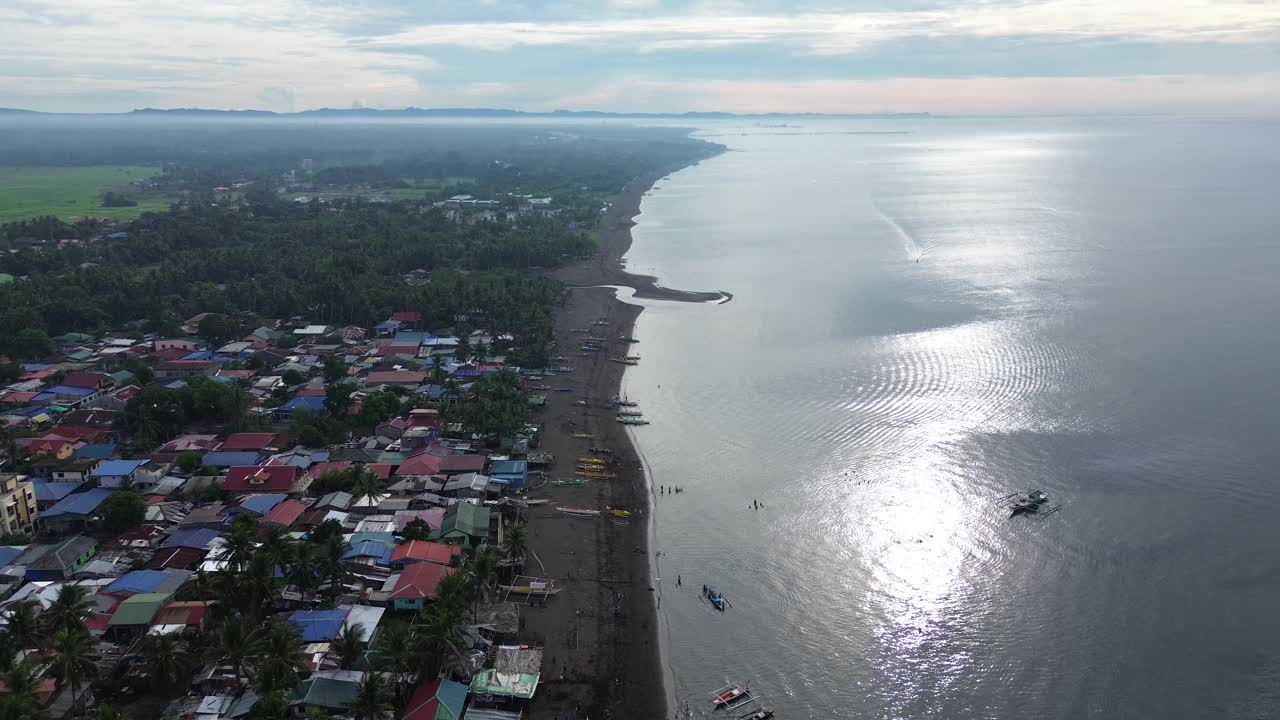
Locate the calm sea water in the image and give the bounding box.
[619,116,1280,720]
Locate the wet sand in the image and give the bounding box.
[523,162,723,720]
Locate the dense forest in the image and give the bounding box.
[0,119,723,364]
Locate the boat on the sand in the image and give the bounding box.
[557,506,602,517]
[570,433,593,439]
[500,583,561,595]
[617,416,650,425]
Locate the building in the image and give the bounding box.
[0,475,38,535]
[40,487,117,533]
[223,465,302,493]
[154,360,218,380]
[402,678,469,720]
[18,535,98,581]
[389,561,456,612]
[438,503,491,547]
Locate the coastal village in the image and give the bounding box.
[0,294,659,720]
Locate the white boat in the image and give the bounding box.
[557,507,602,517]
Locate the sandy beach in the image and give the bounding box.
[523,162,721,720]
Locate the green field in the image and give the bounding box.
[0,166,169,224]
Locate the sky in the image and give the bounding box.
[2,0,1279,114]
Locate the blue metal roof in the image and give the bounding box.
[343,540,393,565]
[44,385,96,397]
[32,480,82,503]
[73,443,116,461]
[240,494,287,515]
[105,569,168,595]
[182,350,214,361]
[0,546,25,567]
[162,527,223,550]
[289,608,350,642]
[281,396,325,412]
[203,451,262,467]
[41,487,116,518]
[92,459,149,477]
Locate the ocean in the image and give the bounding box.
[618,116,1280,719]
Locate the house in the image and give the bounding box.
[36,384,100,406]
[91,459,151,488]
[155,339,199,352]
[365,371,427,387]
[145,546,208,571]
[17,534,98,580]
[59,408,121,429]
[104,569,194,598]
[293,324,333,338]
[389,561,457,611]
[150,600,212,635]
[402,678,469,720]
[390,540,459,570]
[158,435,223,454]
[395,452,442,477]
[90,384,141,411]
[488,460,528,490]
[221,433,284,452]
[262,499,306,527]
[289,608,350,642]
[161,528,223,551]
[343,538,394,569]
[39,487,116,532]
[375,417,410,440]
[223,465,301,493]
[154,360,217,380]
[390,311,420,327]
[32,457,98,483]
[107,592,170,635]
[439,455,486,477]
[0,475,38,535]
[292,670,362,713]
[30,479,83,510]
[374,320,403,338]
[438,503,491,547]
[238,493,287,516]
[275,396,325,418]
[313,490,353,511]
[202,451,263,468]
[60,372,112,390]
[73,443,117,461]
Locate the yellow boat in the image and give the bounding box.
[609,508,631,518]
[577,473,614,480]
[570,433,594,440]
[578,457,607,463]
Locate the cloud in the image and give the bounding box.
[365,2,1280,55]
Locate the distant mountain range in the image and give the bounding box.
[0,106,930,120]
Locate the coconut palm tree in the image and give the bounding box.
[210,615,261,690]
[49,627,96,717]
[238,552,278,623]
[429,355,446,385]
[0,659,48,720]
[413,603,465,678]
[4,601,42,651]
[372,625,416,702]
[502,523,528,567]
[246,690,291,720]
[257,523,297,571]
[45,582,93,635]
[349,468,385,507]
[315,534,350,598]
[469,545,499,620]
[349,672,393,720]
[140,633,192,690]
[223,514,260,573]
[330,622,365,671]
[248,622,306,695]
[96,704,130,720]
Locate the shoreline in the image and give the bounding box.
[525,157,720,720]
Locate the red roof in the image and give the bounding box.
[221,432,283,451]
[263,499,307,527]
[295,386,327,397]
[0,391,39,404]
[48,426,111,444]
[310,461,352,478]
[224,464,300,492]
[366,370,426,385]
[396,453,442,476]
[61,371,111,388]
[402,679,458,720]
[156,360,212,370]
[391,540,459,566]
[389,562,456,601]
[368,463,393,480]
[377,345,420,357]
[439,455,485,474]
[145,546,207,570]
[150,347,191,362]
[19,370,54,381]
[152,601,210,627]
[391,311,420,323]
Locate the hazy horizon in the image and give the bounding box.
[3,1,1279,116]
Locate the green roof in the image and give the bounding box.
[0,273,13,285]
[378,451,409,464]
[108,592,169,626]
[442,503,489,538]
[293,677,359,708]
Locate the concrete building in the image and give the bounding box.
[0,475,38,535]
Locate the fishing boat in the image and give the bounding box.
[623,355,641,362]
[702,585,728,612]
[709,683,750,709]
[577,456,608,464]
[570,433,593,440]
[557,507,602,518]
[617,409,644,417]
[500,583,562,596]
[555,387,575,392]
[614,398,639,407]
[1002,489,1062,518]
[608,507,631,518]
[734,699,774,720]
[608,358,639,365]
[619,336,639,343]
[589,447,613,454]
[553,478,590,486]
[576,472,614,480]
[617,416,650,425]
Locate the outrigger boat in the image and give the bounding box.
[619,336,639,343]
[609,358,639,365]
[617,416,650,425]
[570,433,594,439]
[500,583,562,596]
[608,507,631,518]
[733,698,774,720]
[710,682,750,710]
[617,409,644,417]
[577,457,608,464]
[557,507,601,518]
[623,355,641,362]
[1002,489,1062,518]
[553,478,590,486]
[589,447,613,454]
[702,585,728,612]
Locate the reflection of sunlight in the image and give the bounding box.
[845,442,977,697]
